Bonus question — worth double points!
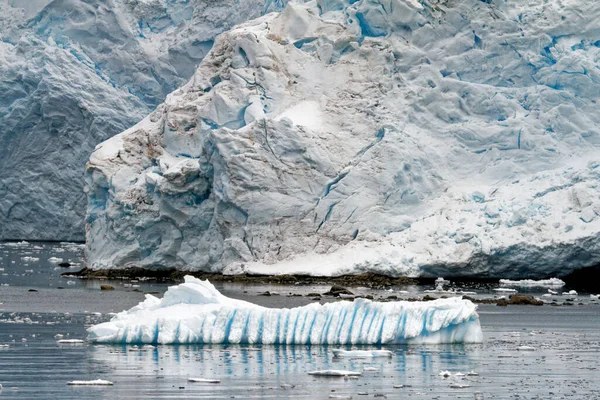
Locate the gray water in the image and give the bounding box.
[1,242,599,399]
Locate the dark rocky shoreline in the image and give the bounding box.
[64,268,597,307]
[65,267,419,288]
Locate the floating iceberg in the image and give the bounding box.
[87,277,483,345]
[499,278,565,288]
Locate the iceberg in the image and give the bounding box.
[87,276,483,345]
[85,0,600,279]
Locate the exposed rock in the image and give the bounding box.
[100,285,115,291]
[496,298,509,307]
[508,294,543,306]
[323,285,354,297]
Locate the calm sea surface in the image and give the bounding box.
[1,242,599,399]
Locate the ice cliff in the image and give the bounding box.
[86,0,600,278]
[0,0,287,241]
[87,276,483,344]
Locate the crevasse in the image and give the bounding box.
[87,276,483,344]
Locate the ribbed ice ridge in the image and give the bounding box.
[87,276,483,345]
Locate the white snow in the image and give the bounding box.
[332,349,393,358]
[87,276,483,345]
[67,380,113,386]
[499,278,565,287]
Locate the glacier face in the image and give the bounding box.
[87,276,483,344]
[0,0,287,241]
[86,0,600,278]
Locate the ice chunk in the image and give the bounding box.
[493,288,517,293]
[67,380,113,386]
[87,277,483,345]
[188,378,220,383]
[563,290,578,296]
[308,370,361,377]
[58,339,85,344]
[48,257,64,264]
[332,349,393,358]
[499,278,565,287]
[517,346,536,351]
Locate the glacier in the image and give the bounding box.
[0,0,287,241]
[87,276,483,344]
[85,0,600,278]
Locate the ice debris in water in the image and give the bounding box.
[517,346,536,351]
[58,339,85,344]
[562,290,578,296]
[48,257,63,264]
[332,349,393,358]
[499,278,565,287]
[67,379,113,386]
[309,370,362,377]
[493,288,518,293]
[87,277,483,345]
[188,378,220,383]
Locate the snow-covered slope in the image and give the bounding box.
[88,276,483,344]
[86,0,600,278]
[0,0,287,241]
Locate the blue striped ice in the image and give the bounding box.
[87,276,483,344]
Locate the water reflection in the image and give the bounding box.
[86,343,481,398]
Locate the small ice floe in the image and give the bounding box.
[439,370,452,378]
[187,378,220,383]
[542,294,552,298]
[493,288,517,293]
[67,379,113,386]
[562,290,577,296]
[308,370,362,377]
[499,278,565,287]
[467,371,479,376]
[21,257,39,262]
[548,289,558,295]
[66,281,76,285]
[54,334,64,339]
[58,339,85,344]
[332,349,393,358]
[363,367,379,372]
[517,346,536,351]
[0,344,9,348]
[450,384,471,389]
[590,294,599,300]
[454,372,465,377]
[48,257,64,264]
[328,395,352,399]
